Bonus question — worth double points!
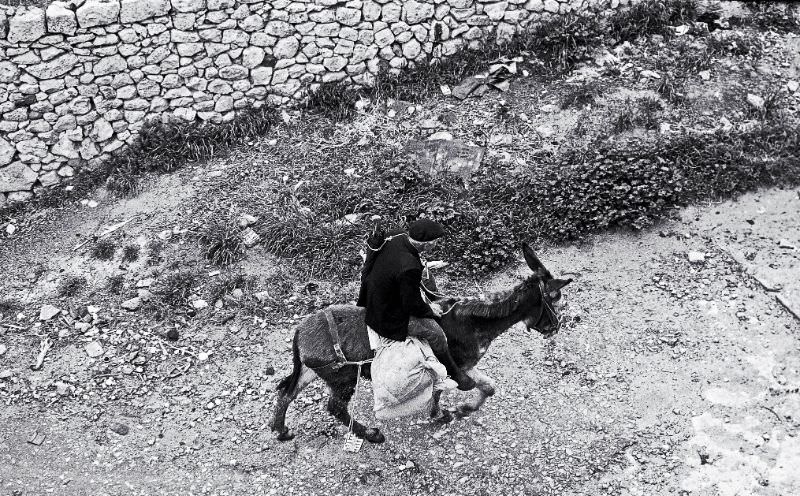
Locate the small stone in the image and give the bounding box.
[747,93,764,109]
[237,214,258,227]
[688,251,705,264]
[778,239,797,250]
[699,70,710,81]
[0,344,6,356]
[136,278,154,288]
[39,304,61,321]
[121,297,141,311]
[428,131,453,141]
[198,351,209,361]
[788,81,799,93]
[55,381,70,396]
[242,228,260,247]
[0,370,13,380]
[191,299,208,310]
[84,341,104,358]
[109,422,130,435]
[254,291,272,302]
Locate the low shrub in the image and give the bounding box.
[197,218,247,267]
[122,245,140,263]
[106,274,125,295]
[90,240,117,261]
[57,275,87,297]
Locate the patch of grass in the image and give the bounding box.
[147,240,165,265]
[608,0,698,43]
[731,2,800,33]
[706,32,763,58]
[90,240,117,261]
[58,275,87,297]
[153,269,200,309]
[561,81,602,109]
[745,88,785,122]
[206,273,258,306]
[612,97,663,133]
[197,218,247,267]
[613,100,637,133]
[636,96,663,130]
[304,81,364,121]
[122,244,140,263]
[656,75,687,105]
[0,298,21,319]
[106,274,125,295]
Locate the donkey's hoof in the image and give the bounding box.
[434,410,454,424]
[364,428,385,444]
[276,429,295,442]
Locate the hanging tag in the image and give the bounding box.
[343,432,364,453]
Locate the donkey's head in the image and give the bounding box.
[520,243,572,338]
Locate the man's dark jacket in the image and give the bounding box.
[357,234,436,341]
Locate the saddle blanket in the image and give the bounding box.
[367,327,456,420]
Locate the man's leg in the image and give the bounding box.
[408,318,476,391]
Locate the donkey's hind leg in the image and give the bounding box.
[454,368,496,418]
[271,365,317,441]
[326,377,385,444]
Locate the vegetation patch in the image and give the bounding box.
[106,274,126,295]
[57,275,87,297]
[122,245,141,263]
[90,240,117,261]
[247,120,799,277]
[197,218,247,267]
[0,299,21,319]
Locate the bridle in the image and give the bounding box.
[528,280,561,335]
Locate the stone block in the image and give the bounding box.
[0,163,37,192]
[0,138,15,166]
[171,0,206,13]
[94,55,128,76]
[8,7,46,43]
[0,62,20,84]
[46,2,77,35]
[76,0,120,28]
[26,54,79,80]
[120,0,169,23]
[403,0,434,24]
[273,37,299,59]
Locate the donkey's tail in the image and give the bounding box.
[276,332,302,394]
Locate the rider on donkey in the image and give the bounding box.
[357,218,477,391]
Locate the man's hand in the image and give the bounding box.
[429,302,444,318]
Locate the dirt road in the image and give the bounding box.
[1,186,797,496]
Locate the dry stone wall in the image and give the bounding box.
[0,0,632,204]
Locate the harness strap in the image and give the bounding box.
[323,308,348,363]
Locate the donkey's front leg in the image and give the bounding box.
[454,368,496,417]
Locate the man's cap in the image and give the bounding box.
[408,219,445,242]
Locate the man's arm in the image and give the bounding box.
[398,269,437,319]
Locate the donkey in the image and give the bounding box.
[270,243,572,443]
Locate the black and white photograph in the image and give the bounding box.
[1,0,799,493]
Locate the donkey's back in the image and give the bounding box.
[295,304,373,370]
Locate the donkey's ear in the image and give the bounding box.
[548,278,572,292]
[522,243,544,272]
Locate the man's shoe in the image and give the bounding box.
[453,372,476,391]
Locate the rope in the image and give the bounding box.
[365,233,404,252]
[347,360,371,435]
